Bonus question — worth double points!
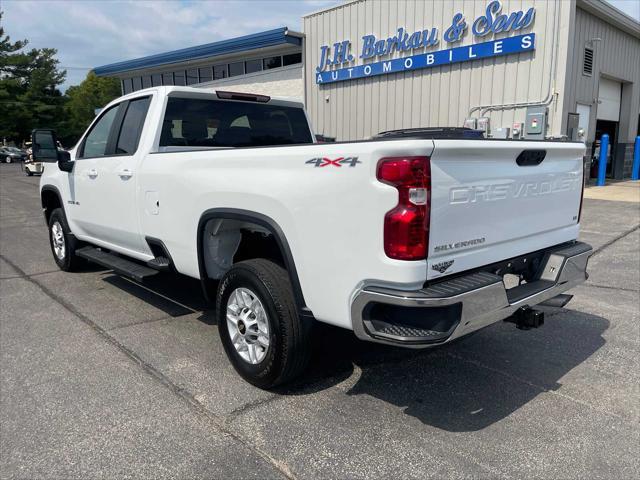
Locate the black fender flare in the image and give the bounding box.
[40,185,65,222]
[197,208,314,320]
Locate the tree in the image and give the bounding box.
[15,48,66,139]
[0,12,30,142]
[0,11,67,145]
[1,12,120,147]
[61,71,120,145]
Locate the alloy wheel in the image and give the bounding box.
[226,287,270,364]
[51,221,66,260]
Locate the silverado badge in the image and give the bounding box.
[431,260,454,274]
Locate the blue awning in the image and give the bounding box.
[94,27,301,76]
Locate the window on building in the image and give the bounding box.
[132,77,143,91]
[174,71,186,86]
[245,59,262,74]
[80,105,120,158]
[229,62,244,77]
[263,56,282,70]
[162,72,174,85]
[583,47,594,76]
[198,67,213,83]
[159,97,313,148]
[122,78,133,94]
[116,97,151,155]
[186,69,198,85]
[152,74,162,86]
[142,76,152,88]
[213,64,227,80]
[282,52,302,66]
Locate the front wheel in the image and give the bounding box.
[217,259,312,389]
[5,156,12,164]
[48,208,82,271]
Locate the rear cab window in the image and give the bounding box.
[159,96,313,149]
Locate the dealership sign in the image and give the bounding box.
[315,0,536,84]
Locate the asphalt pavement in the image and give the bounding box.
[1,162,639,479]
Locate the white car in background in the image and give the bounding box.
[22,142,42,176]
[23,141,66,176]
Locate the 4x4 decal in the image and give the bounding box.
[305,157,361,168]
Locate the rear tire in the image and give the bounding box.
[5,156,12,164]
[217,259,312,389]
[26,169,33,176]
[48,208,82,271]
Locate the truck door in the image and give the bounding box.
[71,96,151,254]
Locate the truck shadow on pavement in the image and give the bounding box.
[299,310,609,432]
[100,271,608,433]
[101,271,212,319]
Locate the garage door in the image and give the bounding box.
[597,77,621,122]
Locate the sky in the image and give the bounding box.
[2,0,639,91]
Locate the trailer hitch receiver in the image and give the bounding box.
[505,306,544,330]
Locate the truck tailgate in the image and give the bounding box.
[427,140,585,280]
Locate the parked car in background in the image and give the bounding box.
[21,141,44,176]
[0,146,27,163]
[23,159,44,176]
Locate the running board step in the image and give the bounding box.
[147,256,172,271]
[506,279,555,304]
[76,247,159,282]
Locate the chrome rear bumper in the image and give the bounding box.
[351,242,592,348]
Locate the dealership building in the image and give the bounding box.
[95,0,640,179]
[94,27,305,99]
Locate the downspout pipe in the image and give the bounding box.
[468,0,560,118]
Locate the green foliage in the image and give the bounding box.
[0,12,121,147]
[62,72,120,145]
[0,11,67,145]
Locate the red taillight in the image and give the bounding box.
[377,156,431,260]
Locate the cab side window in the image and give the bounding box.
[79,106,119,158]
[116,97,151,155]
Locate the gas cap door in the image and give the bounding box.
[145,191,159,215]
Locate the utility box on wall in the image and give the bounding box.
[492,127,510,139]
[524,106,548,140]
[477,117,490,134]
[512,122,524,139]
[566,112,580,141]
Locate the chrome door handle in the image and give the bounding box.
[87,168,98,178]
[117,168,133,179]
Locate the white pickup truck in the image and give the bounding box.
[33,86,592,388]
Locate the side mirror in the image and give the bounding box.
[31,129,59,162]
[31,129,73,172]
[58,150,73,172]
